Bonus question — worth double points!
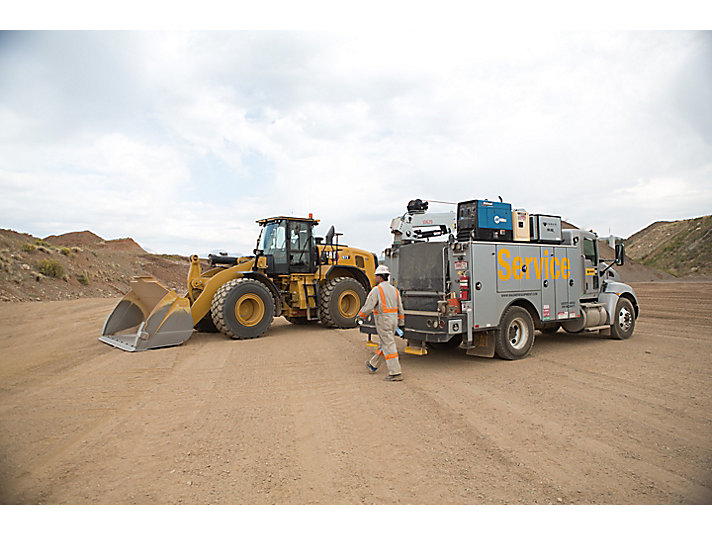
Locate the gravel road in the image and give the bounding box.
[0,281,710,504]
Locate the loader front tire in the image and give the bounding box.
[495,306,535,360]
[211,278,275,339]
[319,277,367,328]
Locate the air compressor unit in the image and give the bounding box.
[456,199,513,242]
[530,214,563,244]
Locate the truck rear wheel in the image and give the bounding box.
[211,278,275,339]
[319,277,367,328]
[610,297,635,340]
[495,306,535,360]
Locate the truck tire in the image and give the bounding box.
[211,278,275,339]
[495,306,535,360]
[319,277,367,329]
[610,297,635,340]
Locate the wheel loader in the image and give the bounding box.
[99,216,378,351]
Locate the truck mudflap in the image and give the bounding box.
[99,276,194,352]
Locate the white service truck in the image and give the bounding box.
[360,198,639,359]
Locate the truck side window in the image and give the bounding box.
[583,237,597,263]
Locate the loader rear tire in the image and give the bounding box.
[495,306,535,360]
[319,277,367,329]
[211,278,275,339]
[610,297,635,340]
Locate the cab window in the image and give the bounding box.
[583,237,597,263]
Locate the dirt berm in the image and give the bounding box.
[0,281,710,504]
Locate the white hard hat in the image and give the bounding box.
[375,265,391,276]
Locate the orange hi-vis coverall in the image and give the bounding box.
[357,280,405,376]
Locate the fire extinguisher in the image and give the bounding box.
[459,273,470,301]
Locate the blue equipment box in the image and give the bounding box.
[457,199,513,241]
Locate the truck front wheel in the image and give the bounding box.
[495,306,535,360]
[610,297,635,340]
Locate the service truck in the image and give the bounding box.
[359,198,639,359]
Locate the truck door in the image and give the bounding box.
[582,236,599,298]
[554,247,581,320]
[540,246,556,323]
[496,244,521,292]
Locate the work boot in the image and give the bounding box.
[365,361,378,374]
[384,373,403,381]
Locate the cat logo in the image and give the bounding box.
[585,268,597,276]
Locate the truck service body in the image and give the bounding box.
[360,199,639,360]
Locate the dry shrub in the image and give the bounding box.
[77,272,89,285]
[37,258,65,278]
[21,243,37,253]
[59,247,71,256]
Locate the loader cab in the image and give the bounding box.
[257,217,318,276]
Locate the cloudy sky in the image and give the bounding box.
[1,28,710,256]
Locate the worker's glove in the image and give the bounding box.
[395,327,404,338]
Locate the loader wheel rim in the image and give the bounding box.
[338,289,360,318]
[508,317,528,350]
[235,293,265,327]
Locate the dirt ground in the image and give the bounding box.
[0,281,710,505]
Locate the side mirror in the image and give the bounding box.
[615,243,625,265]
[325,225,335,245]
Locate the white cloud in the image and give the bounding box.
[0,30,710,258]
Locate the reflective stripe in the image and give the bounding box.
[398,314,404,320]
[378,284,398,313]
[358,311,368,318]
[384,353,398,360]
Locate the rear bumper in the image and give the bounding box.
[359,311,466,343]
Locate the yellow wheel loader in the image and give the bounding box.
[99,216,378,351]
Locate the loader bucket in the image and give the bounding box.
[99,276,194,352]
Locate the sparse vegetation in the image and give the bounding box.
[59,247,71,256]
[35,239,49,247]
[77,272,89,285]
[21,243,37,253]
[37,258,65,278]
[627,214,712,277]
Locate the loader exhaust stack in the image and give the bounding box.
[99,277,194,352]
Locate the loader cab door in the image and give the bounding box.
[287,220,316,274]
[261,221,289,275]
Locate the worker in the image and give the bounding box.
[357,264,405,381]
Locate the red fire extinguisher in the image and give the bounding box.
[459,273,470,301]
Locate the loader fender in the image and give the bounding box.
[325,265,371,292]
[190,268,281,325]
[240,272,283,317]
